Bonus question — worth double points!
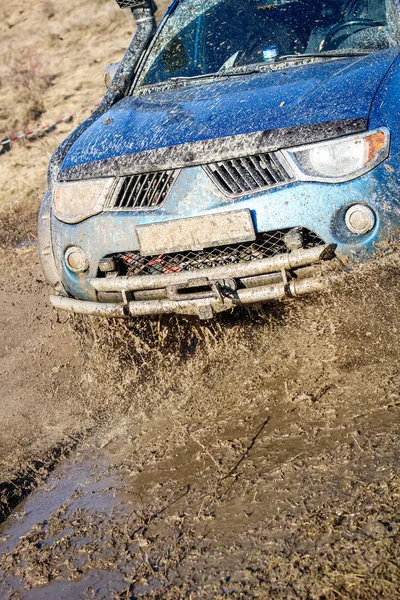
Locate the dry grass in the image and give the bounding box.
[0,0,169,224]
[2,48,53,135]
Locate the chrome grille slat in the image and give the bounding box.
[262,153,286,182]
[108,170,178,211]
[214,166,241,194]
[224,162,246,193]
[248,155,272,185]
[258,154,281,183]
[147,172,164,206]
[124,175,140,208]
[204,152,294,198]
[239,159,260,187]
[157,171,176,204]
[235,159,258,189]
[126,175,142,207]
[107,229,325,277]
[121,178,131,207]
[135,174,150,207]
[117,179,130,208]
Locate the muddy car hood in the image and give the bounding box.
[60,49,399,180]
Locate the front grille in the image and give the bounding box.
[107,170,178,210]
[106,151,293,211]
[109,229,324,277]
[204,152,294,198]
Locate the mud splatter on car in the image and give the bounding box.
[39,0,400,319]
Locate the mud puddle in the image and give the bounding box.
[0,452,119,554]
[0,447,132,598]
[0,401,399,599]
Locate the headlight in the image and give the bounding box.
[282,128,389,183]
[53,178,114,224]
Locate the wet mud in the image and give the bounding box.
[1,249,400,598]
[0,397,399,598]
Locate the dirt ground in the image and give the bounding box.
[0,0,169,515]
[0,0,400,598]
[1,248,400,598]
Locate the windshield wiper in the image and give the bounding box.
[140,51,369,90]
[142,73,221,89]
[283,51,369,60]
[221,51,369,76]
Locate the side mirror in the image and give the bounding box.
[104,63,120,88]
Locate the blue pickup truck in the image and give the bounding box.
[39,0,400,319]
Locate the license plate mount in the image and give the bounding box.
[137,210,255,257]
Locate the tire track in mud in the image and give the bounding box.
[1,248,400,597]
[0,239,94,525]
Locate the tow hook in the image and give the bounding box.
[121,290,131,316]
[166,277,238,303]
[212,278,239,303]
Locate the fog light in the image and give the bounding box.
[345,204,375,235]
[65,246,89,273]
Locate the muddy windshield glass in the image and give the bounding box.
[137,0,399,87]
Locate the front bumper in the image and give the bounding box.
[41,146,400,319]
[50,244,337,319]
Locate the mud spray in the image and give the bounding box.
[1,249,400,598]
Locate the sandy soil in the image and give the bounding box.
[0,0,400,598]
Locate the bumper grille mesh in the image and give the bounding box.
[204,152,294,197]
[110,229,324,277]
[108,170,177,210]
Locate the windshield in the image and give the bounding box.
[137,0,400,87]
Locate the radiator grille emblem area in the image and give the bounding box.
[204,152,294,197]
[107,170,178,210]
[106,229,324,277]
